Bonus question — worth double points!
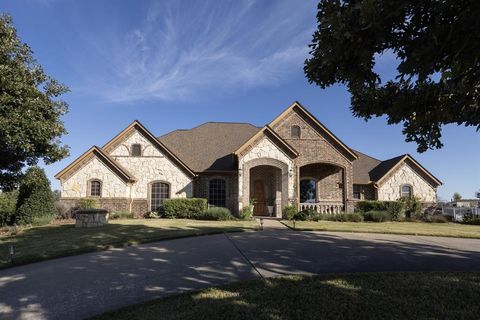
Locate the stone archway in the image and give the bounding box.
[241,158,289,218]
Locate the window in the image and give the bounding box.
[89,180,101,197]
[291,125,301,138]
[150,182,169,211]
[131,144,142,157]
[209,179,226,207]
[401,185,412,198]
[300,179,316,203]
[353,185,361,200]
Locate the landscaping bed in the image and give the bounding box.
[91,272,480,320]
[282,220,480,239]
[0,219,258,269]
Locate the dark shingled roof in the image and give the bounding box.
[158,122,260,172]
[158,123,436,185]
[352,150,382,184]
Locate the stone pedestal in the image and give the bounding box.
[75,211,109,228]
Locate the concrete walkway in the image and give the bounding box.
[1,224,480,319]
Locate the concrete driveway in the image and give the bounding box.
[1,220,480,319]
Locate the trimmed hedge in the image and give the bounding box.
[283,204,297,220]
[356,200,405,221]
[110,211,134,219]
[162,198,208,219]
[362,211,392,222]
[197,207,234,221]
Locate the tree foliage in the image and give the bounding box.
[452,192,462,202]
[305,0,480,152]
[15,166,55,225]
[0,14,69,190]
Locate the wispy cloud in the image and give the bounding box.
[74,0,316,102]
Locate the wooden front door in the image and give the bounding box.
[253,180,267,215]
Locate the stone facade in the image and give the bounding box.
[377,162,437,202]
[75,211,109,228]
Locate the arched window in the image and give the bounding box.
[291,125,301,138]
[150,182,170,211]
[89,179,102,197]
[300,179,316,203]
[209,179,226,207]
[401,185,412,198]
[131,144,142,157]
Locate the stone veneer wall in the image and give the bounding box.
[271,109,355,212]
[61,156,129,198]
[377,163,437,202]
[110,130,193,200]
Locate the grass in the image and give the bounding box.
[91,272,480,320]
[0,219,258,269]
[282,220,480,239]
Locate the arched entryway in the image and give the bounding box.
[241,158,290,218]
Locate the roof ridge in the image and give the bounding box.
[352,149,382,162]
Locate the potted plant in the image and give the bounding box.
[249,198,256,213]
[267,198,275,216]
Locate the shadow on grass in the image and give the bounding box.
[0,220,256,269]
[92,272,480,320]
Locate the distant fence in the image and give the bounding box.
[442,206,480,222]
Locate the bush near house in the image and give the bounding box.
[197,207,234,221]
[110,211,134,219]
[283,203,297,220]
[162,198,208,219]
[293,209,363,223]
[0,190,18,226]
[77,198,100,210]
[239,205,253,220]
[462,213,480,225]
[14,167,56,226]
[362,211,392,222]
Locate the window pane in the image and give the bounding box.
[151,182,169,211]
[353,185,361,199]
[401,185,412,197]
[131,144,142,157]
[300,179,316,203]
[291,126,301,138]
[90,180,101,197]
[209,179,226,207]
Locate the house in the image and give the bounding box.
[55,101,442,217]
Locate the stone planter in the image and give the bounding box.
[75,209,109,228]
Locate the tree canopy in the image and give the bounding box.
[0,14,69,190]
[305,0,480,152]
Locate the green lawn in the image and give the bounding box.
[0,219,258,269]
[282,220,480,238]
[92,272,480,320]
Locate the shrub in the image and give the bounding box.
[283,203,298,220]
[197,207,234,221]
[424,214,449,223]
[110,211,134,219]
[362,211,392,222]
[355,201,389,212]
[462,213,480,225]
[239,205,253,220]
[163,198,208,219]
[386,201,405,221]
[147,211,159,219]
[293,209,319,221]
[14,167,56,226]
[77,198,100,210]
[400,196,423,219]
[0,190,18,226]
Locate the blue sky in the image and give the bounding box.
[3,0,479,200]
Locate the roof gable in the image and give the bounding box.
[54,146,136,183]
[234,125,299,159]
[269,101,358,161]
[374,154,442,187]
[103,120,196,177]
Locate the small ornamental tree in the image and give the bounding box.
[452,192,462,202]
[15,166,55,225]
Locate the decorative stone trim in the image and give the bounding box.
[75,210,109,228]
